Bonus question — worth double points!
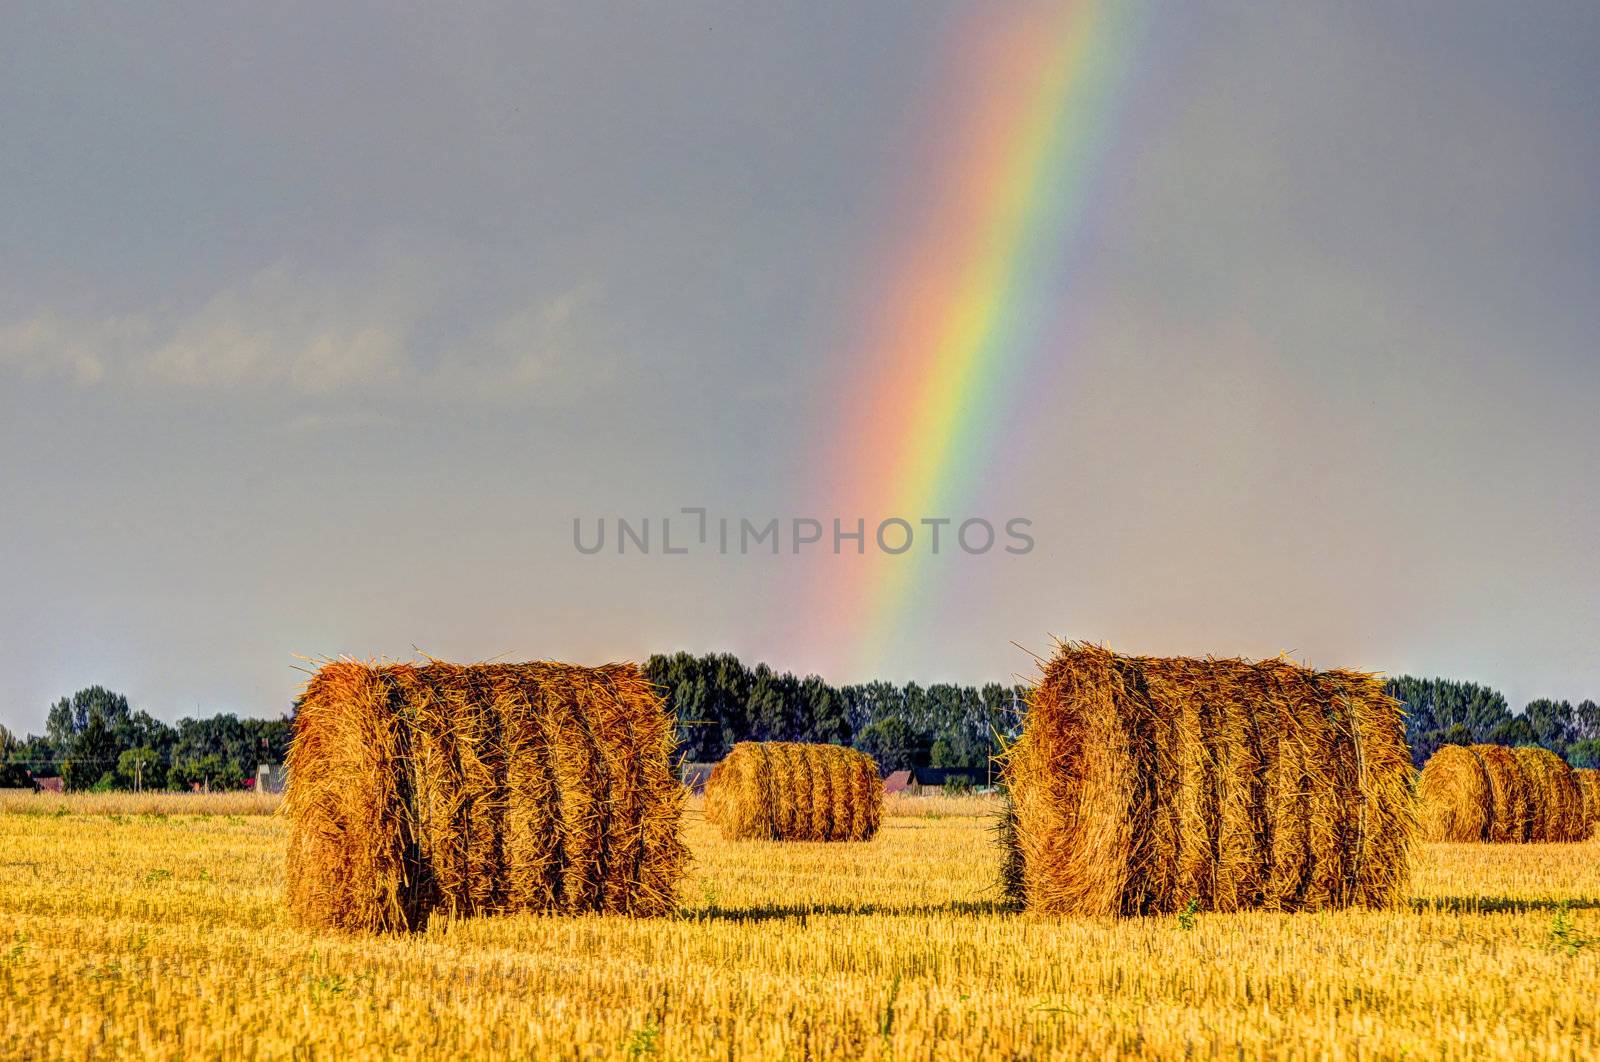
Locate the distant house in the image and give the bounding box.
[680,762,716,794]
[882,770,913,794]
[30,774,63,794]
[903,766,989,795]
[256,764,288,795]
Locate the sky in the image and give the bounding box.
[2,1,1597,733]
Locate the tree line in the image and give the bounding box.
[0,686,292,792]
[645,660,1600,773]
[4,664,1594,792]
[643,652,1027,774]
[1385,676,1600,768]
[0,659,1029,792]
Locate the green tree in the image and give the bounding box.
[929,734,961,768]
[1575,700,1600,742]
[169,715,256,787]
[0,725,34,788]
[1385,677,1511,766]
[646,650,1023,772]
[42,686,174,791]
[1487,715,1537,748]
[116,746,162,790]
[644,652,755,761]
[241,716,293,768]
[1523,699,1576,755]
[113,709,175,762]
[854,717,922,772]
[839,681,901,737]
[800,675,849,745]
[168,752,244,791]
[59,703,120,791]
[9,734,56,780]
[707,654,753,752]
[47,686,132,744]
[747,664,802,741]
[982,683,1028,756]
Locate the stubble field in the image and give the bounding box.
[1,791,1597,1060]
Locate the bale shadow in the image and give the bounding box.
[1413,895,1600,914]
[691,895,1600,921]
[686,897,1018,924]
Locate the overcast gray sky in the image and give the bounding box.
[2,1,1597,733]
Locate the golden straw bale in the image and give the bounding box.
[1511,746,1585,842]
[770,743,804,840]
[284,662,409,932]
[702,760,725,825]
[1515,749,1549,842]
[810,743,835,839]
[1576,768,1600,840]
[704,741,882,842]
[850,747,883,841]
[999,642,1415,917]
[828,746,859,839]
[1547,755,1587,842]
[1472,744,1532,843]
[284,660,687,932]
[1416,746,1492,842]
[1331,669,1417,906]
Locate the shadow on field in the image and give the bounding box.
[1414,896,1600,914]
[686,898,1018,924]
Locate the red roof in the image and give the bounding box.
[883,769,913,794]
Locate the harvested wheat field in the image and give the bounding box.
[3,790,1598,1060]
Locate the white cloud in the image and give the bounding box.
[141,260,420,392]
[0,308,150,386]
[0,261,612,404]
[430,282,614,402]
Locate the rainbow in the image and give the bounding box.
[817,2,1146,674]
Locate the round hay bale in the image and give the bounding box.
[701,759,725,825]
[1575,768,1600,840]
[1000,643,1416,916]
[1511,746,1585,842]
[284,660,688,932]
[705,741,882,841]
[1472,744,1533,843]
[1416,746,1492,842]
[1513,748,1550,842]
